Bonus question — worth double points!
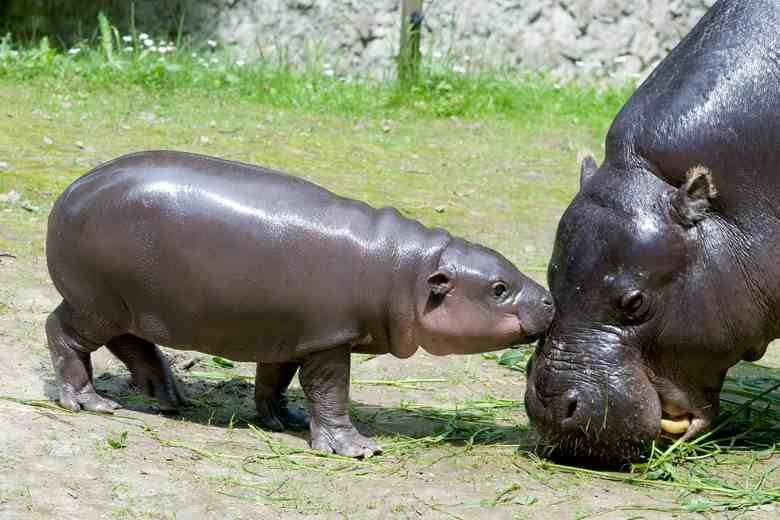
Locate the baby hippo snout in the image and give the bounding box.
[517,282,555,339]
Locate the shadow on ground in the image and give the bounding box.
[41,370,528,449]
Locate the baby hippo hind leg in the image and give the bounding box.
[105,335,189,413]
[45,301,121,413]
[299,346,380,458]
[254,362,310,431]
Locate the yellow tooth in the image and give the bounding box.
[660,417,691,435]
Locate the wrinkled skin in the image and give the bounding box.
[46,150,554,458]
[526,0,780,465]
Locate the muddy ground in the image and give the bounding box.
[1,80,780,519]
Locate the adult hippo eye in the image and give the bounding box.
[491,281,508,300]
[618,290,651,323]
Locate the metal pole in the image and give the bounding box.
[398,0,423,85]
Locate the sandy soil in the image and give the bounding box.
[2,236,779,520]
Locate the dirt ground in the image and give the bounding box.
[3,229,780,520]
[2,81,780,519]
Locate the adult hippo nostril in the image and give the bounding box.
[562,391,579,422]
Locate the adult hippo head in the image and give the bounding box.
[525,0,780,464]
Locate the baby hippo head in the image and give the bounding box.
[418,238,554,355]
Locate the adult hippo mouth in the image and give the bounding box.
[525,333,722,465]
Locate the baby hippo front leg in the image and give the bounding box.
[299,346,380,458]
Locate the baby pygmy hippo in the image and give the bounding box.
[45,151,554,457]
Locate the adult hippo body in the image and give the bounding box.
[47,150,554,457]
[526,0,780,464]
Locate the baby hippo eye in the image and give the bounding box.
[491,281,508,299]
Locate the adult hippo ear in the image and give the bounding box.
[427,266,455,296]
[669,165,718,227]
[578,152,598,189]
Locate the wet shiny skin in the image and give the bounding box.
[527,0,780,464]
[45,150,554,457]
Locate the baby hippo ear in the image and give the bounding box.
[427,267,455,296]
[670,165,718,227]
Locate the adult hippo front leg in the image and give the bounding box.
[255,362,310,431]
[299,346,380,458]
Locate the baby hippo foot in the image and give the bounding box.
[256,396,310,432]
[277,399,310,430]
[142,377,189,414]
[59,382,121,413]
[255,361,310,431]
[309,419,381,458]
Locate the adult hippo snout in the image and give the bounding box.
[525,330,663,464]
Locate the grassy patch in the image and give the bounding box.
[0,33,632,131]
[490,348,780,514]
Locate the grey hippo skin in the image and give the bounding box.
[525,0,780,465]
[46,150,554,458]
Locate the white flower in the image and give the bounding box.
[123,46,133,52]
[323,69,334,77]
[210,57,219,64]
[68,48,81,55]
[236,59,245,67]
[207,39,217,48]
[143,39,153,47]
[122,35,133,42]
[191,52,198,58]
[157,47,167,54]
[139,33,149,40]
[453,65,466,74]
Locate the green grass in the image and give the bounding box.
[0,32,632,131]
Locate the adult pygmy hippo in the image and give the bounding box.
[46,150,554,457]
[526,0,780,465]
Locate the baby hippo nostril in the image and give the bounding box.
[542,295,554,307]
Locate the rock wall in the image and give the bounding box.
[207,0,717,81]
[3,0,718,82]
